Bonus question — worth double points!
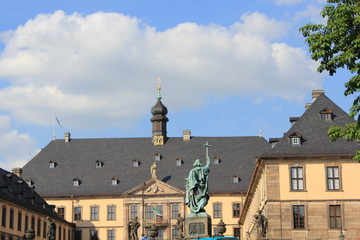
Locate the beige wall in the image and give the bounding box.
[241,158,360,240]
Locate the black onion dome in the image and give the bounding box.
[151,99,168,115]
[150,99,168,122]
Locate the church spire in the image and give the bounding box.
[150,78,168,145]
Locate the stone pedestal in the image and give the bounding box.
[185,212,212,239]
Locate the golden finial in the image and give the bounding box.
[156,78,162,99]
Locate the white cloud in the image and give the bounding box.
[0,115,40,172]
[294,4,326,24]
[231,12,288,40]
[275,0,303,6]
[0,10,322,130]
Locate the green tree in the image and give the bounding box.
[299,0,360,160]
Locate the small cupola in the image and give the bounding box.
[150,79,169,145]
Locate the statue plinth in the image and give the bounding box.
[185,212,212,239]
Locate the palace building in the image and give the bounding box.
[240,90,360,240]
[0,167,74,240]
[20,86,270,240]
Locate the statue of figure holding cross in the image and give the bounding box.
[185,142,212,214]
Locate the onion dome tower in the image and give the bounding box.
[150,80,169,145]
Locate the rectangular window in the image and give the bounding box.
[90,229,98,240]
[91,206,99,221]
[158,229,164,240]
[57,207,65,218]
[107,205,116,220]
[293,205,305,229]
[107,230,115,240]
[213,203,222,218]
[43,221,47,238]
[171,204,179,219]
[327,166,340,190]
[25,215,28,231]
[31,216,35,229]
[329,205,342,229]
[17,211,22,231]
[59,226,62,240]
[172,229,179,240]
[291,167,304,190]
[156,205,163,219]
[1,205,6,227]
[234,227,240,239]
[74,207,82,221]
[9,208,14,229]
[130,205,138,220]
[232,203,241,218]
[37,218,41,236]
[145,205,153,219]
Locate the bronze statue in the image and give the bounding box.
[253,210,268,237]
[150,162,157,179]
[46,217,56,240]
[185,158,210,213]
[130,217,140,240]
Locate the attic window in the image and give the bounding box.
[95,160,103,168]
[111,177,118,186]
[289,133,302,146]
[132,159,140,167]
[49,161,56,169]
[213,157,220,165]
[232,175,240,183]
[176,158,183,166]
[25,179,33,187]
[73,178,80,187]
[154,153,161,161]
[320,108,333,121]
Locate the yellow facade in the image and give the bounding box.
[240,157,360,240]
[0,198,73,240]
[44,179,243,240]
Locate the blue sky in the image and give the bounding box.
[0,0,355,171]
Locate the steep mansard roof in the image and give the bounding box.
[21,136,270,197]
[0,168,71,224]
[262,93,359,158]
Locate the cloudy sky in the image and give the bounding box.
[0,0,355,171]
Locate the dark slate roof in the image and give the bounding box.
[21,136,270,197]
[0,168,71,224]
[262,93,359,157]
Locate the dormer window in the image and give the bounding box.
[49,161,56,169]
[213,157,220,165]
[132,159,140,167]
[176,158,183,166]
[289,133,302,146]
[111,177,118,186]
[95,160,103,168]
[154,153,161,161]
[25,179,33,187]
[232,175,240,183]
[73,178,80,187]
[320,108,333,121]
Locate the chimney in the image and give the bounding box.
[183,130,191,141]
[65,132,71,143]
[12,168,22,177]
[312,90,325,102]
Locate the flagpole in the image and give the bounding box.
[53,115,56,140]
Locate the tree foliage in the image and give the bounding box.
[300,0,360,160]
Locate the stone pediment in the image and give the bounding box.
[124,178,184,196]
